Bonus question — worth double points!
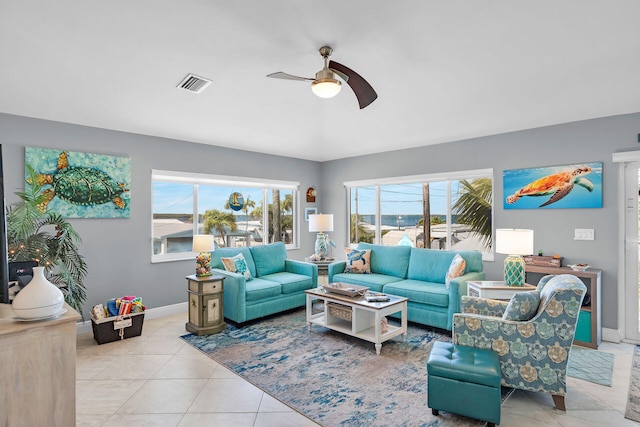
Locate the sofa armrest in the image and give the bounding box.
[285,259,318,286]
[450,271,486,298]
[460,295,509,317]
[328,261,346,283]
[445,271,486,329]
[212,268,248,323]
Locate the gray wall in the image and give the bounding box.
[322,113,640,331]
[0,113,322,318]
[3,112,640,330]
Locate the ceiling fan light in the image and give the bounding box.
[311,79,342,98]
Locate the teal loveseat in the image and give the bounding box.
[328,243,485,330]
[210,242,317,324]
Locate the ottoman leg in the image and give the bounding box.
[432,409,439,416]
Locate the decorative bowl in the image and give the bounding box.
[568,263,589,272]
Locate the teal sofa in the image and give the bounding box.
[210,242,318,324]
[328,243,485,330]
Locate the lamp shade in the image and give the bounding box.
[192,234,214,253]
[309,214,334,233]
[495,229,534,255]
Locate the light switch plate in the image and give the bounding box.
[574,228,595,240]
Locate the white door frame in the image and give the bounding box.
[613,151,640,343]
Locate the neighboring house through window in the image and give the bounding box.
[152,170,299,262]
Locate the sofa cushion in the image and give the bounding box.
[407,248,456,283]
[221,253,252,281]
[502,290,541,321]
[407,249,484,283]
[383,279,449,307]
[457,251,483,273]
[250,242,287,277]
[357,243,411,278]
[211,247,257,278]
[344,248,372,273]
[332,273,401,293]
[445,253,466,289]
[260,272,313,294]
[245,278,281,302]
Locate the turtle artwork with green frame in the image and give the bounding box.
[25,147,131,218]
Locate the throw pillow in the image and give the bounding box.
[502,290,541,321]
[344,248,372,274]
[221,253,252,281]
[445,253,466,289]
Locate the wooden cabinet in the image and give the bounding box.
[186,274,226,336]
[0,302,81,426]
[524,265,601,349]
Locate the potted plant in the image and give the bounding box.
[6,165,87,313]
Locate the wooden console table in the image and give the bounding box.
[524,265,601,349]
[0,302,81,426]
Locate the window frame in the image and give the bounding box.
[344,168,494,260]
[152,169,300,263]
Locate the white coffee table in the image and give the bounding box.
[305,288,408,355]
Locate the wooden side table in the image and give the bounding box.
[305,258,333,285]
[186,274,226,336]
[524,265,601,349]
[467,281,537,300]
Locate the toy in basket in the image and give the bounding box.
[91,296,146,344]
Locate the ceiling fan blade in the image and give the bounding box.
[329,60,378,109]
[266,72,313,82]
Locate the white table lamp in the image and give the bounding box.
[309,214,334,260]
[193,234,214,277]
[495,228,534,286]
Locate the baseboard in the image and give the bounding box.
[602,327,621,343]
[76,302,187,335]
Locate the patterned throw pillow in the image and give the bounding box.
[221,253,252,281]
[445,253,466,289]
[502,290,541,321]
[344,248,372,274]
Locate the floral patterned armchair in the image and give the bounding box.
[452,274,587,410]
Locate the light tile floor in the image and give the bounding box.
[76,311,640,426]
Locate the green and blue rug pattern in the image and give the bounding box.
[181,309,512,427]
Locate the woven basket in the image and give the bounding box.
[327,302,352,321]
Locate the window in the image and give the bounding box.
[152,170,299,262]
[346,169,493,259]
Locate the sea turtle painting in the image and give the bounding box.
[506,166,594,207]
[30,151,130,214]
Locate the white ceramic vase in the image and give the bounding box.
[12,266,64,319]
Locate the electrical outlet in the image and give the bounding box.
[574,228,595,240]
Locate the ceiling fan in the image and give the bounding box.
[267,46,378,109]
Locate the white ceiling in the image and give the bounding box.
[1,1,639,162]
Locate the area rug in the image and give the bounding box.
[567,346,614,386]
[625,345,640,422]
[181,309,512,427]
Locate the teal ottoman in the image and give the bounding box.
[427,341,501,426]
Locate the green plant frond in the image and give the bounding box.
[6,204,40,240]
[50,266,86,316]
[453,178,493,248]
